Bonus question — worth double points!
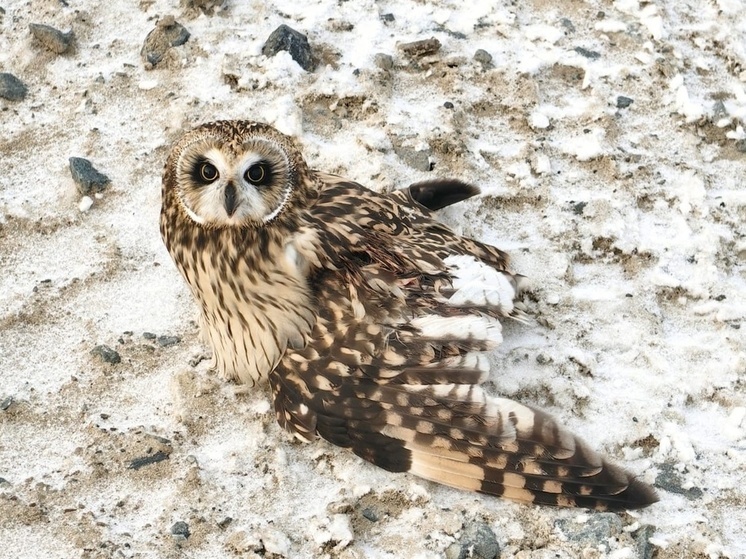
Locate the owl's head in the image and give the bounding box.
[163,121,314,229]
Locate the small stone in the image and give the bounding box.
[560,18,576,33]
[361,508,378,522]
[0,477,9,485]
[536,353,553,365]
[143,332,157,340]
[473,49,492,66]
[374,53,393,71]
[141,17,190,68]
[29,23,74,54]
[217,516,233,530]
[399,37,441,58]
[157,335,182,347]
[444,101,454,109]
[617,96,634,108]
[0,73,28,101]
[69,157,110,195]
[171,521,190,540]
[128,450,170,470]
[262,24,315,72]
[574,46,601,60]
[457,522,500,559]
[90,345,121,365]
[78,196,94,212]
[1,396,14,411]
[380,13,395,23]
[573,201,587,215]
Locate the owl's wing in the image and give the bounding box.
[270,175,657,511]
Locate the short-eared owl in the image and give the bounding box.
[160,120,657,510]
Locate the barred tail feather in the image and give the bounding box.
[370,387,658,511]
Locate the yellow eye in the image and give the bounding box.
[199,162,219,183]
[245,163,266,185]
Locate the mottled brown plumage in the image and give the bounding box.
[160,120,658,511]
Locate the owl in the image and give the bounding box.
[160,120,657,511]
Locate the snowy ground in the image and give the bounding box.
[1,1,745,558]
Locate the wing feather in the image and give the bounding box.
[269,175,657,511]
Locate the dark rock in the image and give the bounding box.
[452,522,500,559]
[157,335,182,347]
[69,157,110,195]
[573,201,587,215]
[217,516,233,529]
[574,46,601,60]
[361,508,378,522]
[0,73,28,101]
[29,23,74,54]
[655,463,703,499]
[380,13,395,24]
[262,24,315,72]
[1,396,13,411]
[141,16,190,68]
[399,37,441,58]
[374,53,393,71]
[444,101,454,109]
[617,96,634,109]
[128,450,170,470]
[171,521,191,539]
[0,477,9,485]
[90,345,121,365]
[555,513,622,546]
[635,524,656,559]
[142,332,157,340]
[473,49,492,67]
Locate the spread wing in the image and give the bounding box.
[269,175,658,511]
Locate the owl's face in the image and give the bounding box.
[167,122,307,228]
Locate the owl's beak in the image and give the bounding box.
[224,182,238,216]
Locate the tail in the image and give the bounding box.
[367,384,659,511]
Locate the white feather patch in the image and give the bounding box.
[444,254,516,313]
[410,314,503,345]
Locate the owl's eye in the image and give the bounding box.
[245,163,269,185]
[199,162,219,183]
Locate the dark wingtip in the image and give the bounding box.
[618,477,660,510]
[408,179,481,211]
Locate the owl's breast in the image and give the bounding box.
[173,227,317,386]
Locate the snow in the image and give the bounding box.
[1,0,746,558]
